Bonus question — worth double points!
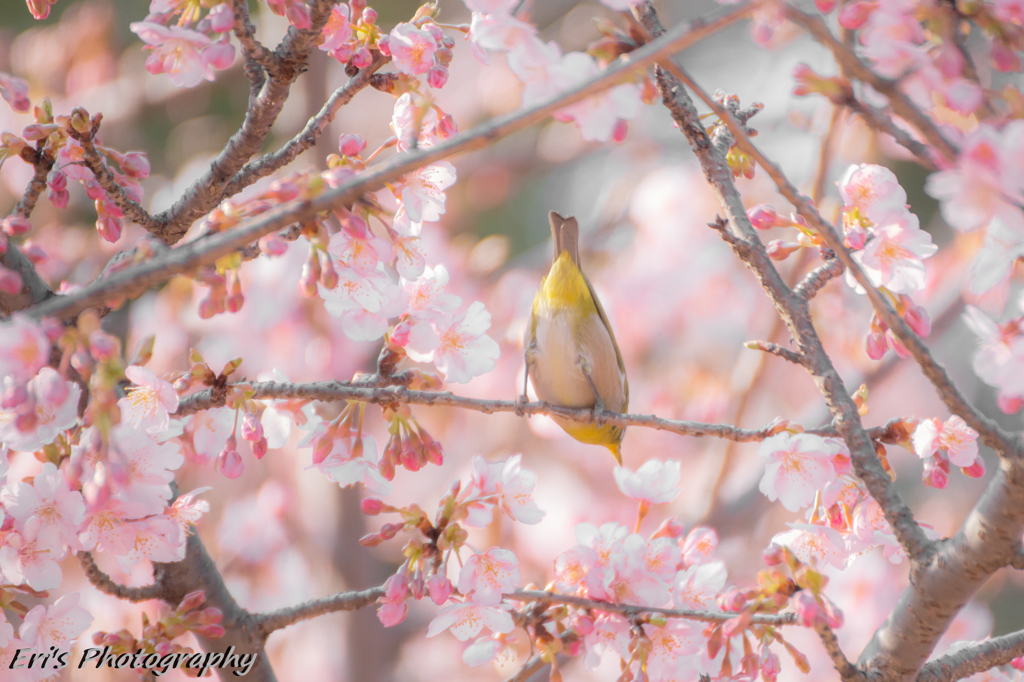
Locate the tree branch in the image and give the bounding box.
[24,6,749,322]
[744,340,805,366]
[65,119,164,234]
[815,621,864,682]
[254,586,385,635]
[231,0,278,77]
[840,95,937,170]
[631,2,932,567]
[220,52,392,198]
[1,144,56,315]
[915,630,1024,682]
[78,552,167,602]
[784,6,958,164]
[793,256,844,302]
[508,590,796,625]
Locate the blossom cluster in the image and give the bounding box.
[129,2,235,88]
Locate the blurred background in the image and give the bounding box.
[1,0,1022,680]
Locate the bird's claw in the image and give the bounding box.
[592,397,606,427]
[514,395,528,418]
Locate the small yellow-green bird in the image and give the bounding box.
[522,211,629,464]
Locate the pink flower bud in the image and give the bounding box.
[48,188,69,209]
[362,498,385,515]
[435,46,454,66]
[410,571,425,600]
[762,544,785,566]
[331,44,355,63]
[611,119,628,143]
[361,7,377,24]
[1011,656,1024,671]
[998,392,1024,414]
[339,133,367,157]
[961,458,986,478]
[427,575,452,605]
[299,262,319,298]
[379,522,401,540]
[574,614,595,635]
[814,0,836,11]
[427,64,449,89]
[838,1,876,30]
[285,2,312,28]
[792,591,824,627]
[903,305,931,337]
[436,114,457,138]
[767,240,800,261]
[216,447,244,479]
[384,570,409,599]
[651,517,685,540]
[922,459,949,488]
[865,331,887,360]
[89,330,119,361]
[844,224,868,250]
[251,438,268,459]
[352,47,372,69]
[886,329,912,358]
[241,412,263,441]
[194,624,225,638]
[2,215,31,237]
[747,204,780,230]
[97,216,122,243]
[207,3,235,33]
[120,152,150,179]
[177,590,207,613]
[19,242,45,265]
[761,648,781,682]
[320,256,339,290]
[47,169,67,193]
[376,36,391,56]
[0,266,22,294]
[359,532,384,547]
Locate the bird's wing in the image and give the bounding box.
[582,273,629,410]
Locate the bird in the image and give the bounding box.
[521,211,629,464]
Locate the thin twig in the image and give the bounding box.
[231,0,279,76]
[841,96,936,170]
[221,53,392,198]
[79,552,166,602]
[631,2,933,565]
[745,340,804,366]
[784,6,957,164]
[508,590,796,625]
[25,5,750,322]
[793,257,844,302]
[255,586,385,634]
[1,144,56,314]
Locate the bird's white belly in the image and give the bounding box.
[530,311,596,408]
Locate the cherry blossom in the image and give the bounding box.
[681,526,718,565]
[613,459,681,504]
[913,415,980,468]
[771,523,850,569]
[838,164,909,224]
[328,219,394,276]
[0,315,50,382]
[0,72,30,112]
[388,23,439,75]
[130,22,236,88]
[673,561,728,610]
[0,368,81,453]
[402,265,462,320]
[458,547,520,604]
[320,266,408,342]
[642,619,704,681]
[759,431,838,512]
[962,306,1024,407]
[849,211,937,294]
[463,454,545,526]
[0,516,65,590]
[925,123,1024,233]
[407,302,500,383]
[0,461,85,548]
[425,600,514,641]
[398,162,457,223]
[311,433,394,496]
[121,364,179,433]
[18,593,92,651]
[552,52,643,142]
[106,424,184,515]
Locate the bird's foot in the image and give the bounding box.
[514,394,529,418]
[591,396,606,427]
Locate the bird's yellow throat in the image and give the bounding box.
[538,251,593,312]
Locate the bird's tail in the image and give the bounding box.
[549,211,580,268]
[608,441,623,466]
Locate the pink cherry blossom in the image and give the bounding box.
[319,4,353,54]
[771,523,849,569]
[642,619,704,681]
[18,593,92,650]
[399,162,457,223]
[121,364,179,433]
[327,219,394,276]
[109,514,184,572]
[425,600,514,641]
[758,432,838,512]
[673,561,727,610]
[0,516,65,590]
[962,306,1024,403]
[0,368,81,453]
[106,423,183,515]
[183,405,236,464]
[391,94,441,151]
[925,122,1024,233]
[458,547,520,604]
[403,265,462,320]
[849,211,936,294]
[553,52,643,142]
[913,415,980,467]
[388,23,439,75]
[377,572,410,627]
[0,72,29,112]
[130,22,236,88]
[613,459,681,504]
[0,316,49,384]
[582,614,631,670]
[320,266,408,341]
[0,461,85,548]
[838,164,909,224]
[409,302,500,384]
[681,526,718,565]
[312,433,394,496]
